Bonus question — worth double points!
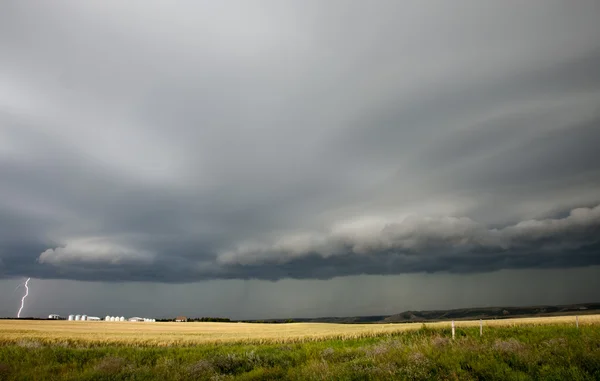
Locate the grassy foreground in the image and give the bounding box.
[1,321,600,380]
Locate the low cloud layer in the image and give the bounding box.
[217,205,600,278]
[1,0,600,283]
[39,237,155,266]
[7,204,600,283]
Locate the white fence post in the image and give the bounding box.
[480,319,483,337]
[576,316,579,329]
[451,320,455,340]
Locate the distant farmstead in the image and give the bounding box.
[175,316,188,322]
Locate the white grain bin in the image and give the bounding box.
[110,316,116,321]
[75,315,81,321]
[152,319,156,322]
[105,316,111,321]
[81,315,87,321]
[68,315,74,321]
[120,316,125,322]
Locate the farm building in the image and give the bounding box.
[128,317,144,322]
[175,316,188,322]
[48,314,61,320]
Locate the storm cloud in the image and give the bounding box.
[1,0,600,283]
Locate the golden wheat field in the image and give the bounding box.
[1,315,598,346]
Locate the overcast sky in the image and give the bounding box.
[1,0,600,319]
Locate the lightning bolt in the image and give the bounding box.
[17,278,31,318]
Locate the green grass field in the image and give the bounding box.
[1,318,599,380]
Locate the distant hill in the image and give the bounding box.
[242,302,600,324]
[381,302,600,323]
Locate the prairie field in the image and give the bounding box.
[0,314,598,346]
[1,315,599,380]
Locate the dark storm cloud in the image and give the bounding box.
[217,205,600,275]
[1,0,600,282]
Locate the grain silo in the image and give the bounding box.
[110,316,116,322]
[68,315,74,321]
[105,316,111,321]
[119,316,125,321]
[75,315,81,321]
[81,315,87,321]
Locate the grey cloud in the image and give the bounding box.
[38,237,155,266]
[25,205,600,282]
[1,1,600,283]
[217,205,600,268]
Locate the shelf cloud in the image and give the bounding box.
[1,0,600,284]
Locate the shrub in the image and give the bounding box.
[187,359,216,378]
[94,356,128,375]
[0,363,12,379]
